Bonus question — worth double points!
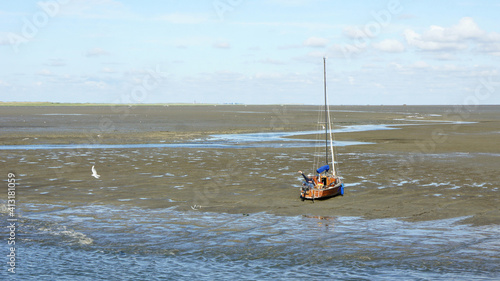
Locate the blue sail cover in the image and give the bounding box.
[316,165,330,174]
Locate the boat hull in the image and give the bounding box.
[300,179,344,200]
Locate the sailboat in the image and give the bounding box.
[298,57,344,201]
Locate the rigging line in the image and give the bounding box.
[326,89,336,175]
[313,103,322,173]
[324,57,336,176]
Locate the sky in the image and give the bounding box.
[0,0,499,105]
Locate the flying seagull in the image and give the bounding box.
[91,165,100,179]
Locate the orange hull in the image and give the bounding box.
[300,175,344,200]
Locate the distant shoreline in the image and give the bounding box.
[0,102,222,107]
[1,102,498,107]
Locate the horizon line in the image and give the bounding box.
[1,101,499,107]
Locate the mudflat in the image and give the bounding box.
[1,104,499,225]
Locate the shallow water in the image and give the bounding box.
[0,125,384,150]
[4,205,499,280]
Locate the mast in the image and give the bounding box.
[323,57,328,166]
[323,57,336,175]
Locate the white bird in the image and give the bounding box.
[91,165,100,179]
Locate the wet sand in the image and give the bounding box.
[1,105,499,225]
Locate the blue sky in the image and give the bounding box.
[1,0,499,104]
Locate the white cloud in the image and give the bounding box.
[0,32,12,45]
[412,61,430,69]
[433,53,457,61]
[0,79,11,87]
[389,62,403,70]
[372,39,405,53]
[85,48,110,57]
[326,43,367,60]
[483,32,500,42]
[301,50,327,61]
[479,42,500,56]
[84,80,107,89]
[403,29,467,51]
[404,17,500,53]
[451,17,485,39]
[102,67,116,73]
[343,25,369,39]
[439,64,466,72]
[340,28,406,58]
[303,37,329,48]
[348,76,355,85]
[37,69,54,76]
